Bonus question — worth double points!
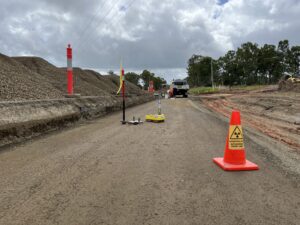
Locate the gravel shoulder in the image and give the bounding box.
[0,99,299,225]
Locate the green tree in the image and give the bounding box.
[188,39,299,87]
[140,70,154,89]
[187,55,216,87]
[235,42,259,85]
[153,76,166,90]
[290,46,300,75]
[108,70,115,75]
[257,44,280,84]
[218,50,238,86]
[187,55,202,86]
[277,40,292,74]
[125,72,140,86]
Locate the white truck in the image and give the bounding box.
[168,79,189,98]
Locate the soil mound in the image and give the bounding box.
[278,75,300,93]
[105,75,143,95]
[0,54,145,101]
[14,57,109,96]
[0,54,63,101]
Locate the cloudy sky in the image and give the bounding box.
[1,0,300,81]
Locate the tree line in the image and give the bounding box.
[109,70,166,90]
[187,40,300,87]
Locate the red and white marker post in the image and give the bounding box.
[148,80,154,93]
[66,44,73,95]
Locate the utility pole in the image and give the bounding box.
[211,58,214,90]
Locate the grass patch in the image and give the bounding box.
[230,85,268,91]
[188,87,220,95]
[189,85,269,95]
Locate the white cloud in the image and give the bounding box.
[0,0,300,81]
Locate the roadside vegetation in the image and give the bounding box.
[108,70,166,90]
[189,87,220,94]
[189,85,268,95]
[187,40,300,88]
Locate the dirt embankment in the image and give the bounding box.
[0,54,64,100]
[191,88,300,151]
[12,56,144,98]
[0,95,154,148]
[0,53,153,147]
[0,53,145,101]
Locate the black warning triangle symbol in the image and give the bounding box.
[230,126,243,139]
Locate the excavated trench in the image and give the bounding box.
[0,95,154,148]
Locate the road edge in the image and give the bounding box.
[189,99,300,182]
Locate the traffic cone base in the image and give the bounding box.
[213,157,259,171]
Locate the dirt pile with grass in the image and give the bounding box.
[279,78,300,93]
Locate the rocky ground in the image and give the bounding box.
[0,54,63,100]
[0,53,145,101]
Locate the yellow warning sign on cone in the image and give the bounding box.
[228,125,244,150]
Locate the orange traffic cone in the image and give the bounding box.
[213,111,259,171]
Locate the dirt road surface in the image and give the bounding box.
[0,99,299,225]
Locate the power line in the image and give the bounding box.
[74,0,138,68]
[77,0,122,51]
[75,0,108,46]
[79,0,137,57]
[103,0,137,32]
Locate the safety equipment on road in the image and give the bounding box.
[127,116,143,125]
[145,94,165,122]
[117,61,126,125]
[145,114,165,122]
[117,60,124,95]
[213,111,259,171]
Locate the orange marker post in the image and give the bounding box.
[66,44,73,95]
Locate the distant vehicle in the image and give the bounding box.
[168,79,189,98]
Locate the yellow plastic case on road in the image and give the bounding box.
[145,114,165,122]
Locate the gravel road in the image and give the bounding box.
[0,99,299,225]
